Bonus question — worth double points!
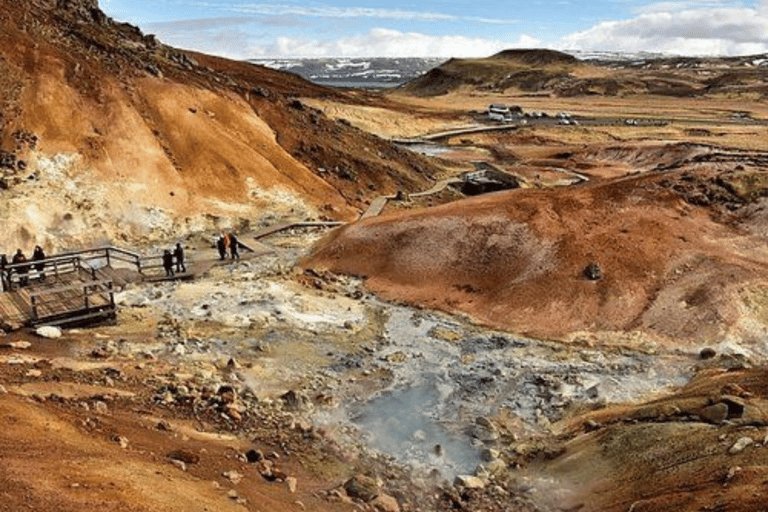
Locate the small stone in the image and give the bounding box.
[725,466,742,482]
[256,460,274,480]
[729,437,754,454]
[295,420,313,433]
[25,369,42,378]
[3,341,31,349]
[170,459,187,472]
[157,420,173,431]
[372,492,400,512]
[168,449,200,464]
[217,385,237,404]
[583,262,602,280]
[116,436,129,449]
[584,419,601,432]
[480,448,500,462]
[223,470,243,484]
[700,347,717,359]
[471,417,499,442]
[343,474,379,502]
[227,489,239,499]
[94,401,109,414]
[699,403,729,424]
[454,475,485,489]
[35,326,62,339]
[245,448,263,463]
[0,385,7,394]
[286,476,298,493]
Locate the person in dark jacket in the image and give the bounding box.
[216,236,227,260]
[173,243,186,273]
[0,254,8,292]
[32,245,46,282]
[12,249,28,287]
[228,232,239,259]
[162,249,174,277]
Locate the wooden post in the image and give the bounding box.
[31,295,38,320]
[84,285,90,311]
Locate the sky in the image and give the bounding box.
[99,0,768,59]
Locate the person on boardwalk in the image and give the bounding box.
[0,254,7,292]
[12,249,28,287]
[174,243,186,273]
[32,245,46,282]
[216,236,227,260]
[162,249,175,277]
[228,232,240,260]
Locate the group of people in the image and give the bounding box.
[0,245,47,291]
[217,232,240,261]
[162,243,186,277]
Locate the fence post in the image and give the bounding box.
[84,285,90,311]
[106,248,111,268]
[31,295,38,320]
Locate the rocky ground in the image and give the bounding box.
[4,229,768,512]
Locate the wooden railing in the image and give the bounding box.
[1,246,143,292]
[28,279,115,323]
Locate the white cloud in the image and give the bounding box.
[249,28,540,58]
[559,6,768,55]
[193,2,515,24]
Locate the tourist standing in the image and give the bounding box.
[228,232,240,260]
[216,236,227,260]
[174,243,186,273]
[12,249,28,287]
[32,245,46,282]
[162,249,174,277]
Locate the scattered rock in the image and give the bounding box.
[454,475,485,489]
[94,401,109,414]
[729,437,754,454]
[480,448,500,462]
[168,449,200,465]
[217,385,237,404]
[372,493,400,512]
[286,476,298,493]
[170,459,187,472]
[471,416,499,442]
[699,403,728,424]
[0,385,6,394]
[35,326,63,339]
[222,470,243,484]
[280,389,303,410]
[256,460,275,480]
[583,262,602,280]
[156,420,173,431]
[343,474,379,502]
[725,465,742,482]
[25,369,42,378]
[245,449,264,463]
[700,347,717,359]
[0,341,31,349]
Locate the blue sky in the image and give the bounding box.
[100,0,768,58]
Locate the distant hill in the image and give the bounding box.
[250,57,447,88]
[400,48,768,97]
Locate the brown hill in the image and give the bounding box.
[0,0,444,250]
[303,144,768,345]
